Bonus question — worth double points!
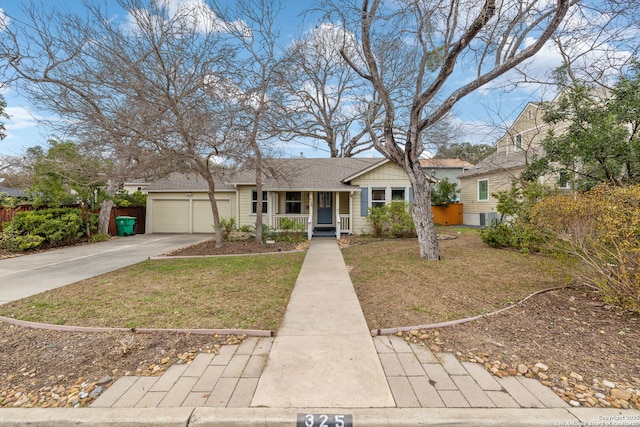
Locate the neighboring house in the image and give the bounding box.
[145,157,436,238]
[0,186,27,199]
[122,180,150,194]
[419,158,474,197]
[458,102,568,226]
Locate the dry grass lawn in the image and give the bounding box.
[342,230,579,329]
[0,252,305,331]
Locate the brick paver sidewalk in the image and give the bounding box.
[92,335,567,409]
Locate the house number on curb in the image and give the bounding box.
[296,413,353,427]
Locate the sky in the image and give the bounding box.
[0,0,624,160]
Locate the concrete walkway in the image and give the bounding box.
[251,238,394,408]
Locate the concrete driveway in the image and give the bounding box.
[0,234,212,305]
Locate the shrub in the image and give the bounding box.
[219,217,236,241]
[479,223,513,248]
[531,185,640,313]
[1,208,85,251]
[276,217,307,243]
[367,202,416,238]
[479,182,546,252]
[113,190,147,207]
[431,178,459,207]
[91,233,110,243]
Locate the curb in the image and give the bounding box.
[0,407,638,427]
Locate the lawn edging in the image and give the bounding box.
[0,315,273,337]
[371,284,580,336]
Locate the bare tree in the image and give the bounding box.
[277,23,376,157]
[213,0,289,243]
[0,0,245,244]
[329,0,571,259]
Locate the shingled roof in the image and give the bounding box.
[0,186,27,198]
[146,157,387,191]
[459,149,541,179]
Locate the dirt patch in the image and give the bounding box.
[408,287,640,409]
[0,323,244,408]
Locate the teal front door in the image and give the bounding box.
[317,192,333,224]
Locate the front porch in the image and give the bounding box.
[265,191,353,239]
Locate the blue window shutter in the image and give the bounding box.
[360,187,369,216]
[409,187,414,204]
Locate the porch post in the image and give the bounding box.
[335,192,340,239]
[349,191,353,235]
[307,192,313,240]
[268,192,273,230]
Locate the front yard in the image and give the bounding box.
[0,231,638,409]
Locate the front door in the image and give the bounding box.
[317,192,333,225]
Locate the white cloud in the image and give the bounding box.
[0,8,9,32]
[124,0,249,37]
[5,106,40,132]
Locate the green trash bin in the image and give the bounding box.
[115,216,136,237]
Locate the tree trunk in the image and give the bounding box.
[204,175,223,248]
[98,181,119,235]
[407,163,441,260]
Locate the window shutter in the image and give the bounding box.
[360,187,369,216]
[409,187,414,204]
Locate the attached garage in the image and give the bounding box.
[149,198,233,233]
[192,199,231,233]
[152,200,190,233]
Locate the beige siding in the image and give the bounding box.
[351,161,413,234]
[237,186,256,230]
[459,167,525,225]
[497,104,547,155]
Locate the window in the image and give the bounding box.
[285,192,302,214]
[391,188,405,202]
[478,180,489,201]
[558,171,570,189]
[513,134,522,149]
[252,190,268,214]
[371,188,386,208]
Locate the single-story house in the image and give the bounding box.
[145,157,436,238]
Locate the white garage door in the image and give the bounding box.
[152,200,190,233]
[193,199,231,233]
[152,199,232,233]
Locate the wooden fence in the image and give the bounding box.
[431,203,463,226]
[0,205,146,235]
[108,207,146,235]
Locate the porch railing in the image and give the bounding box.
[270,213,352,235]
[339,214,351,233]
[272,214,308,232]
